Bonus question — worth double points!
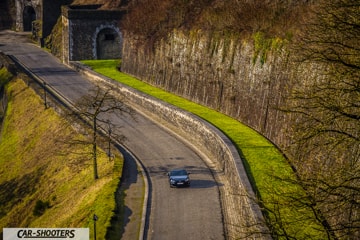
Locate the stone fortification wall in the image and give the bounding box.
[13,0,71,41]
[70,61,269,239]
[121,30,298,149]
[15,0,41,31]
[62,5,124,62]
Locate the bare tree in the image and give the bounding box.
[67,85,134,180]
[281,0,360,239]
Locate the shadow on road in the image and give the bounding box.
[106,145,139,239]
[189,179,222,188]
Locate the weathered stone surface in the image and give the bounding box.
[14,0,72,40]
[62,5,124,62]
[121,30,295,148]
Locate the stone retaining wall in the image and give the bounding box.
[70,61,270,239]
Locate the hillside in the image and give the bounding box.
[27,0,360,238]
[0,69,123,239]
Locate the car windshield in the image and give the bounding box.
[170,170,187,176]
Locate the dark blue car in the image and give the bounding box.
[167,169,191,188]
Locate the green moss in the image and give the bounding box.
[32,20,42,38]
[45,17,63,58]
[0,67,13,86]
[253,32,285,65]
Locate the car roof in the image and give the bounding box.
[169,168,188,174]
[170,168,187,172]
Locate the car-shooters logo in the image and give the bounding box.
[3,228,89,240]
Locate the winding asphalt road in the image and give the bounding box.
[0,31,224,240]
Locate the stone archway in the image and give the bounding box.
[96,27,122,59]
[23,5,36,31]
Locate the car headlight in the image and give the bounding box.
[170,179,176,183]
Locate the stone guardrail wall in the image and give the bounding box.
[70,61,269,239]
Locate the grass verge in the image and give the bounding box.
[81,59,325,238]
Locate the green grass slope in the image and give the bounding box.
[0,69,123,239]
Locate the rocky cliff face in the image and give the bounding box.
[121,29,297,147]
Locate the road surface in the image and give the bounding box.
[0,30,225,240]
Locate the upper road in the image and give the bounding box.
[0,31,224,240]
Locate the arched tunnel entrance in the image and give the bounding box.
[23,6,36,31]
[96,28,122,59]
